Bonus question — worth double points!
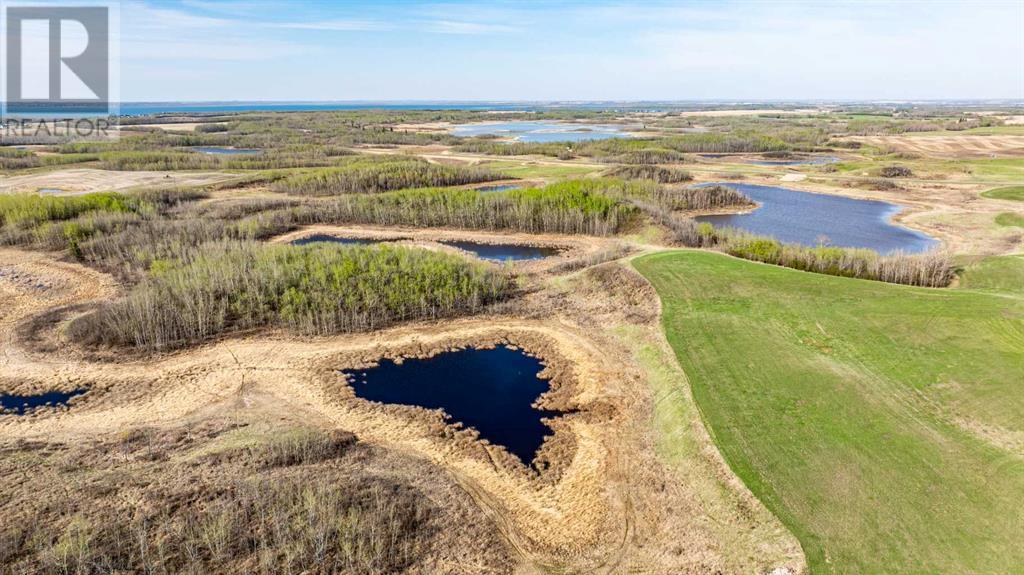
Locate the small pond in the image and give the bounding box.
[749,155,841,166]
[476,184,523,193]
[345,347,559,463]
[191,146,261,155]
[291,234,400,247]
[37,188,64,195]
[1,389,86,415]
[441,240,561,262]
[700,154,840,165]
[451,121,632,143]
[694,183,938,254]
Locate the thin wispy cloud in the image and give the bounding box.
[275,19,391,32]
[421,19,520,35]
[120,0,1023,101]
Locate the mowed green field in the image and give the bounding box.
[634,251,1024,574]
[982,185,1024,201]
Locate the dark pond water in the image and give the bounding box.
[1,389,86,415]
[477,184,523,193]
[345,347,559,463]
[694,183,938,254]
[191,146,261,155]
[749,156,841,166]
[441,240,561,261]
[700,154,840,165]
[290,234,398,247]
[451,121,632,143]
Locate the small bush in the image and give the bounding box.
[861,178,900,191]
[607,165,692,183]
[880,165,913,178]
[195,123,229,133]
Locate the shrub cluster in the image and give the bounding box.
[879,165,913,178]
[660,185,754,211]
[607,165,693,184]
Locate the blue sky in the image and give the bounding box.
[118,0,1023,101]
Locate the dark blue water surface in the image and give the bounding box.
[346,347,559,463]
[1,389,86,415]
[451,121,632,142]
[291,234,397,247]
[191,146,261,155]
[694,183,937,254]
[442,240,561,261]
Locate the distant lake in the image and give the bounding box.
[694,183,937,254]
[451,121,634,143]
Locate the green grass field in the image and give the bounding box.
[982,185,1024,201]
[634,251,1023,574]
[995,212,1024,228]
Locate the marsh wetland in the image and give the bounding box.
[1,104,1021,575]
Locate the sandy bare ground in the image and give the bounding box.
[0,246,805,574]
[846,135,1024,158]
[0,168,239,195]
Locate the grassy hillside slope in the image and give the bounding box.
[634,251,1023,574]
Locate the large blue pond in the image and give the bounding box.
[1,389,86,415]
[345,347,559,463]
[451,121,632,142]
[694,183,937,254]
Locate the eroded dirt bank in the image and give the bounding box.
[0,246,805,574]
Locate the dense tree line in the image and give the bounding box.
[69,242,515,352]
[269,157,506,195]
[306,180,636,236]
